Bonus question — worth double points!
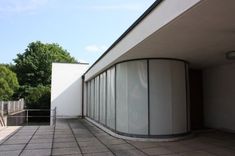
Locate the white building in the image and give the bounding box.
[51,0,235,139]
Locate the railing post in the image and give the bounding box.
[26,110,28,125]
[54,107,56,126]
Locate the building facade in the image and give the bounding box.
[51,0,235,139]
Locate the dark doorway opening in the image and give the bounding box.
[189,69,204,130]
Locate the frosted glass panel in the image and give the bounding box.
[107,67,115,129]
[87,82,90,117]
[171,61,187,134]
[94,76,100,121]
[99,72,106,125]
[127,61,148,135]
[89,81,92,118]
[149,60,172,135]
[116,63,128,133]
[149,60,187,135]
[90,79,95,119]
[116,61,148,135]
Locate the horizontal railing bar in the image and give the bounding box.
[7,116,55,118]
[24,109,55,111]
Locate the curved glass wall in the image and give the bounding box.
[86,59,189,137]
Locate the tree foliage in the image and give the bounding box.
[0,65,19,100]
[14,41,77,86]
[24,85,51,109]
[13,41,77,109]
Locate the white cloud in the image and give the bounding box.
[84,45,108,53]
[0,0,48,15]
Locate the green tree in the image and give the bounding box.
[13,41,77,108]
[14,41,77,86]
[24,85,51,109]
[0,65,19,100]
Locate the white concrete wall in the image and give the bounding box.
[51,63,89,118]
[203,63,235,131]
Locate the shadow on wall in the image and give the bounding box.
[51,77,83,118]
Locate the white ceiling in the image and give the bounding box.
[114,0,235,69]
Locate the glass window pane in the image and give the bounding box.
[107,67,115,129]
[90,79,95,119]
[94,76,99,121]
[116,60,148,135]
[87,82,90,117]
[149,60,187,135]
[116,63,128,133]
[99,72,106,125]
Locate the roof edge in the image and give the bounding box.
[83,0,164,75]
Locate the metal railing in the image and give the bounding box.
[6,107,57,126]
[0,99,56,126]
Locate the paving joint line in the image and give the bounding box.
[0,126,24,145]
[18,126,40,156]
[123,139,151,156]
[67,119,84,156]
[80,119,117,156]
[83,118,152,156]
[83,118,150,156]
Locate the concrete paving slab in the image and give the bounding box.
[54,137,76,143]
[0,144,24,151]
[81,146,110,154]
[52,147,81,155]
[203,146,235,156]
[0,150,21,156]
[53,142,77,148]
[78,140,103,147]
[179,150,216,156]
[101,139,126,146]
[160,142,194,153]
[20,149,51,156]
[141,146,174,155]
[127,140,161,149]
[113,149,147,156]
[1,118,235,156]
[26,142,52,150]
[29,138,52,144]
[0,126,21,144]
[83,151,114,156]
[4,139,29,145]
[109,143,135,151]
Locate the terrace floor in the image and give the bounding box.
[0,119,235,156]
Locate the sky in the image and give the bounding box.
[0,0,155,65]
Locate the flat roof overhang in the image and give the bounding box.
[84,0,235,81]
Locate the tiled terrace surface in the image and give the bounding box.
[0,119,235,156]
